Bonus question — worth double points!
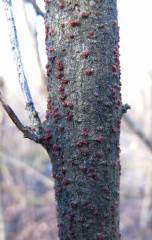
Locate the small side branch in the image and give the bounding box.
[2,0,42,133]
[0,92,41,143]
[123,115,152,151]
[25,0,45,18]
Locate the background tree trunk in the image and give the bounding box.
[43,0,122,239]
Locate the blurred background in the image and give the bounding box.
[0,0,152,239]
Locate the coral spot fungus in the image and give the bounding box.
[69,19,81,27]
[84,68,94,76]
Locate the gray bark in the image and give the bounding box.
[43,0,123,239]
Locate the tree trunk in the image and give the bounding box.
[44,0,122,239]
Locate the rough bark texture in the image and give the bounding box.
[43,0,122,239]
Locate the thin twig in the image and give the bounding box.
[22,0,46,87]
[0,92,41,143]
[123,115,152,151]
[2,0,42,133]
[25,0,45,18]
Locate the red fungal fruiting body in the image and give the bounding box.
[97,234,104,240]
[116,99,122,106]
[51,107,61,120]
[84,68,94,76]
[68,102,73,109]
[49,47,55,52]
[48,56,54,62]
[96,136,105,143]
[117,120,121,128]
[60,94,67,101]
[61,20,65,28]
[95,12,101,16]
[45,63,50,69]
[80,12,90,18]
[81,128,89,137]
[61,166,66,174]
[117,145,121,153]
[88,171,97,179]
[88,31,94,38]
[59,127,64,132]
[61,78,69,84]
[95,153,102,158]
[63,102,68,108]
[56,58,63,71]
[69,19,81,27]
[42,131,52,141]
[52,111,61,119]
[52,144,60,152]
[94,91,100,97]
[66,112,73,121]
[84,203,97,215]
[56,72,64,79]
[81,50,90,58]
[61,48,66,53]
[79,165,87,173]
[63,102,73,109]
[45,111,49,120]
[49,28,57,37]
[112,64,118,72]
[76,140,89,147]
[63,177,70,186]
[44,0,51,3]
[59,0,64,9]
[47,103,52,111]
[53,174,61,181]
[79,147,89,156]
[68,33,75,39]
[113,20,118,25]
[112,127,118,133]
[45,24,49,40]
[58,86,65,93]
[69,202,78,209]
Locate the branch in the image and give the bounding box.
[2,0,42,133]
[0,150,54,189]
[22,0,46,87]
[0,92,41,143]
[123,115,152,151]
[25,0,45,18]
